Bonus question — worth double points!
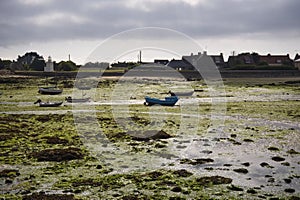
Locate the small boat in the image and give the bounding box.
[65,96,91,103]
[34,99,63,107]
[38,87,63,95]
[144,96,179,106]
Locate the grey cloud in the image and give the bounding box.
[0,0,299,47]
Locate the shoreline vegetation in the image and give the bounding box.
[0,73,299,199]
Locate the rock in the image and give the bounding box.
[43,136,69,144]
[172,169,193,177]
[23,192,75,200]
[227,184,244,191]
[171,186,182,192]
[287,149,300,155]
[243,138,254,142]
[241,162,250,167]
[0,169,20,177]
[268,147,280,151]
[260,162,274,168]
[196,176,232,185]
[271,156,285,162]
[284,188,295,193]
[128,130,172,141]
[247,188,257,194]
[233,168,248,174]
[267,178,275,183]
[201,150,213,154]
[180,158,214,165]
[284,178,292,184]
[281,162,290,166]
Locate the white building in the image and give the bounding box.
[44,56,54,72]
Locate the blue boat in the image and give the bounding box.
[144,96,179,106]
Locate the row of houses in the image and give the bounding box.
[164,52,300,70]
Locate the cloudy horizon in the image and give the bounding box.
[1,0,300,64]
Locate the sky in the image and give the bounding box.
[0,0,300,64]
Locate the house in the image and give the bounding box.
[294,53,300,61]
[154,59,169,65]
[228,53,256,67]
[295,59,300,70]
[167,51,218,71]
[228,52,294,68]
[167,59,194,71]
[258,54,293,66]
[210,53,226,68]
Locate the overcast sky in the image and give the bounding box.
[1,0,300,64]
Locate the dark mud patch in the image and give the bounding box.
[23,192,75,200]
[31,147,84,162]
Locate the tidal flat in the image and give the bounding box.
[0,76,299,199]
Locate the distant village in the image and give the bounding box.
[1,51,300,73]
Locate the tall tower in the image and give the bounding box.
[44,56,54,72]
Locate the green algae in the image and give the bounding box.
[1,76,300,199]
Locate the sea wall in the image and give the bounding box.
[14,70,300,79]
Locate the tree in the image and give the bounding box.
[57,61,77,71]
[30,58,45,71]
[0,59,12,70]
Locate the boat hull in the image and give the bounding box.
[144,96,178,106]
[38,102,63,107]
[65,97,90,103]
[38,87,63,95]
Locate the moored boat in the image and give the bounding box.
[144,96,179,106]
[34,99,63,107]
[38,87,63,95]
[65,96,91,103]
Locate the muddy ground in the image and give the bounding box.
[0,76,299,199]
